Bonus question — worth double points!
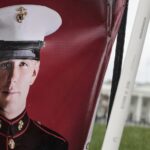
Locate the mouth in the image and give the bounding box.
[2,91,20,95]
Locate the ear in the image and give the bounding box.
[30,61,40,85]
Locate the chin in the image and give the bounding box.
[1,96,21,107]
[0,94,26,107]
[2,99,25,112]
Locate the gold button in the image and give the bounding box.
[18,120,24,131]
[8,139,15,149]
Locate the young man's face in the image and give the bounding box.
[0,59,39,112]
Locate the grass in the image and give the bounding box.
[89,123,150,150]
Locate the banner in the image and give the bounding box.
[0,0,126,149]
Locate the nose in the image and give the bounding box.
[8,65,19,84]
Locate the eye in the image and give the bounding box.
[19,62,28,67]
[0,62,12,70]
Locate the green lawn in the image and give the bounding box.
[89,123,150,150]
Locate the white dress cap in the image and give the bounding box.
[0,5,62,41]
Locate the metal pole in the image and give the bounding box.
[83,95,101,150]
[101,0,150,149]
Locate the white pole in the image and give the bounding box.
[83,94,101,150]
[101,0,150,149]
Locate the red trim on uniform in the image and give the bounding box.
[0,113,30,138]
[33,121,66,143]
[0,132,8,137]
[13,119,30,138]
[0,110,26,125]
[0,120,30,138]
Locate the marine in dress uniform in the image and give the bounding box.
[0,109,68,150]
[0,4,68,150]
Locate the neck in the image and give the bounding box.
[0,106,26,120]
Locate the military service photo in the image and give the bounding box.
[0,4,68,150]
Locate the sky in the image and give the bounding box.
[104,0,150,83]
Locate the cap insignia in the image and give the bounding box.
[16,7,27,23]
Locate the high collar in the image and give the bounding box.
[0,110,30,138]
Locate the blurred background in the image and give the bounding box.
[90,0,150,149]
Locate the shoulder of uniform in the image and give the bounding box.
[32,120,68,145]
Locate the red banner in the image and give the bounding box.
[0,0,126,149]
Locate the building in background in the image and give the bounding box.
[97,82,150,126]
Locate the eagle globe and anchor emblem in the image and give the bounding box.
[16,6,27,23]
